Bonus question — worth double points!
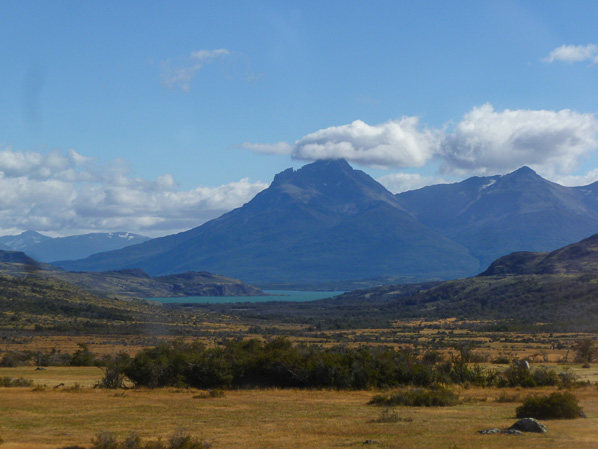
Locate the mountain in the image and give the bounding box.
[0,230,52,251]
[56,159,479,283]
[396,167,598,269]
[0,231,151,263]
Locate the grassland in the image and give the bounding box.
[0,366,596,449]
[0,332,597,449]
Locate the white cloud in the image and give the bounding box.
[271,118,440,169]
[161,48,230,92]
[377,173,450,194]
[242,105,598,179]
[551,168,598,187]
[439,104,598,176]
[544,44,598,64]
[0,147,267,237]
[239,141,293,155]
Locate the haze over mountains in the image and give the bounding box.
[0,231,150,263]
[56,159,598,284]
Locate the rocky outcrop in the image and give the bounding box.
[508,417,547,433]
[478,417,547,435]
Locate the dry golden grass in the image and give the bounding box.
[0,367,596,449]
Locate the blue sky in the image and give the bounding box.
[1,1,597,236]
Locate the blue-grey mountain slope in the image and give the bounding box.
[56,159,479,283]
[396,167,598,269]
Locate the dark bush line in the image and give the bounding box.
[369,385,460,407]
[0,376,33,387]
[103,337,578,390]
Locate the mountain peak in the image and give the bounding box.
[492,165,549,190]
[267,158,400,211]
[512,166,536,175]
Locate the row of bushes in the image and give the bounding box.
[1,343,103,368]
[101,337,577,390]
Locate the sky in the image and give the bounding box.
[1,0,597,237]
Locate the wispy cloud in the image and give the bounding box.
[543,44,598,64]
[377,173,450,194]
[160,49,230,92]
[0,146,267,237]
[239,141,293,155]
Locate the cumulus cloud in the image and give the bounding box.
[292,118,440,169]
[161,48,230,92]
[439,104,598,176]
[544,44,598,64]
[243,118,440,169]
[0,147,267,237]
[377,173,450,194]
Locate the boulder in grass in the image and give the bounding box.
[502,428,524,435]
[478,428,502,434]
[509,417,547,433]
[478,428,523,435]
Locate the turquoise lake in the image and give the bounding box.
[150,290,344,304]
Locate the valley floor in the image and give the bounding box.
[0,366,597,449]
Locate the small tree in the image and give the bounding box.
[100,353,131,389]
[70,343,95,367]
[574,339,596,364]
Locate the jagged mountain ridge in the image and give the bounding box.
[396,166,598,269]
[56,159,479,282]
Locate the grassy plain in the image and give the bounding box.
[0,365,596,449]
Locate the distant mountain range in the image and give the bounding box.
[0,231,151,263]
[55,159,598,284]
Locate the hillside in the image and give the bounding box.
[51,269,265,298]
[0,251,264,299]
[0,272,161,333]
[334,234,598,331]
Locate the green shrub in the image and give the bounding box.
[168,430,212,449]
[516,392,586,420]
[369,385,460,407]
[495,391,520,403]
[371,407,413,423]
[89,430,211,449]
[100,353,131,389]
[193,389,225,399]
[91,431,119,449]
